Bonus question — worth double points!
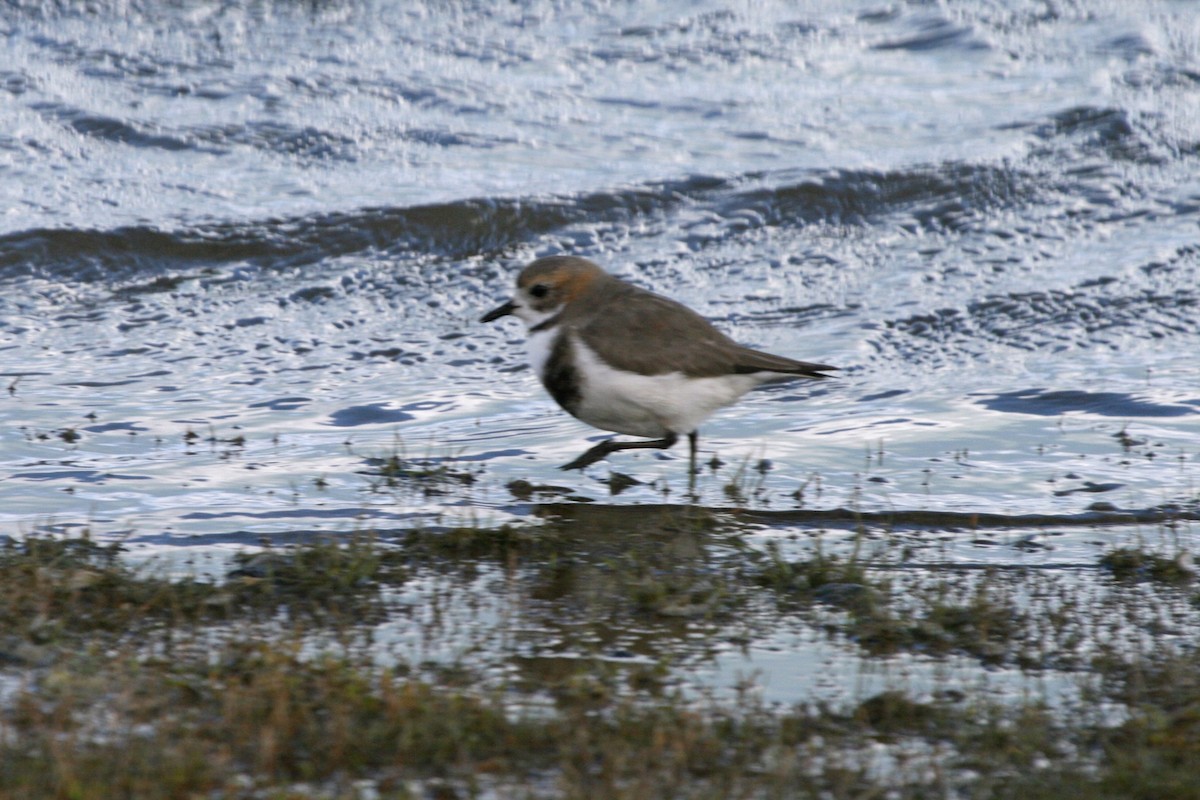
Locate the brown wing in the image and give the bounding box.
[727,346,838,378]
[570,281,837,379]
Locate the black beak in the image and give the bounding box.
[480,300,516,323]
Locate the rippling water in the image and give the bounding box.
[2,0,1198,559]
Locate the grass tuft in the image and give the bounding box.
[1100,547,1195,584]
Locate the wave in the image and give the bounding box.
[31,101,363,161]
[2,94,1192,288]
[0,175,726,283]
[868,244,1200,362]
[731,162,1034,232]
[0,160,1038,284]
[1025,105,1173,166]
[871,14,989,53]
[30,102,199,152]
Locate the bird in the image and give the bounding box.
[480,256,837,472]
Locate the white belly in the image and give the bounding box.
[569,338,763,438]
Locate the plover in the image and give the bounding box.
[480,256,837,471]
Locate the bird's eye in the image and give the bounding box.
[529,283,550,299]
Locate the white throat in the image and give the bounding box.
[514,302,562,330]
[526,325,558,380]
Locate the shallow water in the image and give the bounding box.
[3,2,1200,705]
[4,0,1195,714]
[4,0,1198,542]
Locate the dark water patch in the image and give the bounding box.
[1009,105,1188,167]
[1037,106,1162,165]
[228,316,269,329]
[0,158,1034,290]
[398,127,510,148]
[1053,481,1124,497]
[977,389,1196,418]
[180,508,424,522]
[1042,106,1134,142]
[30,101,360,166]
[82,422,148,433]
[12,16,222,75]
[0,226,271,284]
[126,527,403,548]
[617,9,738,40]
[523,500,1200,534]
[872,14,988,53]
[326,403,414,427]
[287,285,339,304]
[734,163,1034,233]
[0,162,1068,287]
[739,502,1200,532]
[594,10,792,68]
[248,397,312,411]
[343,73,475,113]
[0,177,725,284]
[326,400,454,425]
[0,134,30,154]
[432,448,529,463]
[1139,243,1200,278]
[350,348,425,362]
[859,389,910,402]
[189,120,359,161]
[751,383,814,403]
[1124,64,1200,93]
[30,102,204,153]
[117,314,172,332]
[1098,32,1157,60]
[1,70,35,95]
[57,379,141,388]
[14,469,150,483]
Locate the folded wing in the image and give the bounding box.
[573,286,838,380]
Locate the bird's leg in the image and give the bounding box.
[560,432,679,471]
[686,430,699,496]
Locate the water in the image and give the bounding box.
[2,2,1198,557]
[4,0,1200,719]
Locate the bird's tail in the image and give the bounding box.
[732,348,838,378]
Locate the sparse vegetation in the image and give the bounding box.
[1,516,1199,799]
[1100,546,1195,584]
[365,454,480,495]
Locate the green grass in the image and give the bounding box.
[1,525,1199,798]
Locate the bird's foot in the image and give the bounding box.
[559,434,679,471]
[559,441,615,471]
